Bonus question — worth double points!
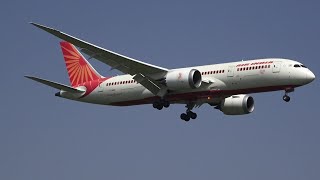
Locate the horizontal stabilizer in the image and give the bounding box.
[25,76,85,93]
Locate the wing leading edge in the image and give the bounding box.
[30,22,168,76]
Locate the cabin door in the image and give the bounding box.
[227,66,234,77]
[272,62,282,73]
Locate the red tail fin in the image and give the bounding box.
[60,41,102,87]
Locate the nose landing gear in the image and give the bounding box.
[283,95,290,102]
[283,88,294,102]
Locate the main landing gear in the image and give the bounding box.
[180,103,197,122]
[153,99,170,110]
[180,111,197,121]
[153,100,198,122]
[283,88,294,102]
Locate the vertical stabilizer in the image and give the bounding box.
[60,41,103,87]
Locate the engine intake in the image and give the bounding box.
[218,95,254,115]
[165,69,202,90]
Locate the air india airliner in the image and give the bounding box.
[26,23,315,121]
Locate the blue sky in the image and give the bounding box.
[1,0,319,179]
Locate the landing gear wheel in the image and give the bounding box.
[191,113,197,119]
[153,102,163,110]
[282,88,294,103]
[187,111,197,119]
[153,100,170,109]
[180,113,190,121]
[163,101,170,108]
[153,102,159,109]
[283,95,290,102]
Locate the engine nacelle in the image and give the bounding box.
[219,95,254,115]
[165,69,202,90]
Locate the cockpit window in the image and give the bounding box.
[301,64,307,68]
[294,64,300,67]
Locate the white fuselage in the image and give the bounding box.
[65,58,315,106]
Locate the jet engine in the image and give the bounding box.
[165,69,202,90]
[217,95,254,115]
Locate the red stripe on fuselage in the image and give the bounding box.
[110,84,299,106]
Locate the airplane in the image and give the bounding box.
[26,22,316,121]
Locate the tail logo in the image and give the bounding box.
[60,42,100,87]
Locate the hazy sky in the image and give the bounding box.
[1,0,319,180]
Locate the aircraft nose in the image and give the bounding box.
[305,70,315,83]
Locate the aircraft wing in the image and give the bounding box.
[30,23,168,76]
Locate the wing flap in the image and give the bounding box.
[133,73,167,97]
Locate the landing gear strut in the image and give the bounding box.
[153,99,170,110]
[283,88,294,102]
[180,103,197,121]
